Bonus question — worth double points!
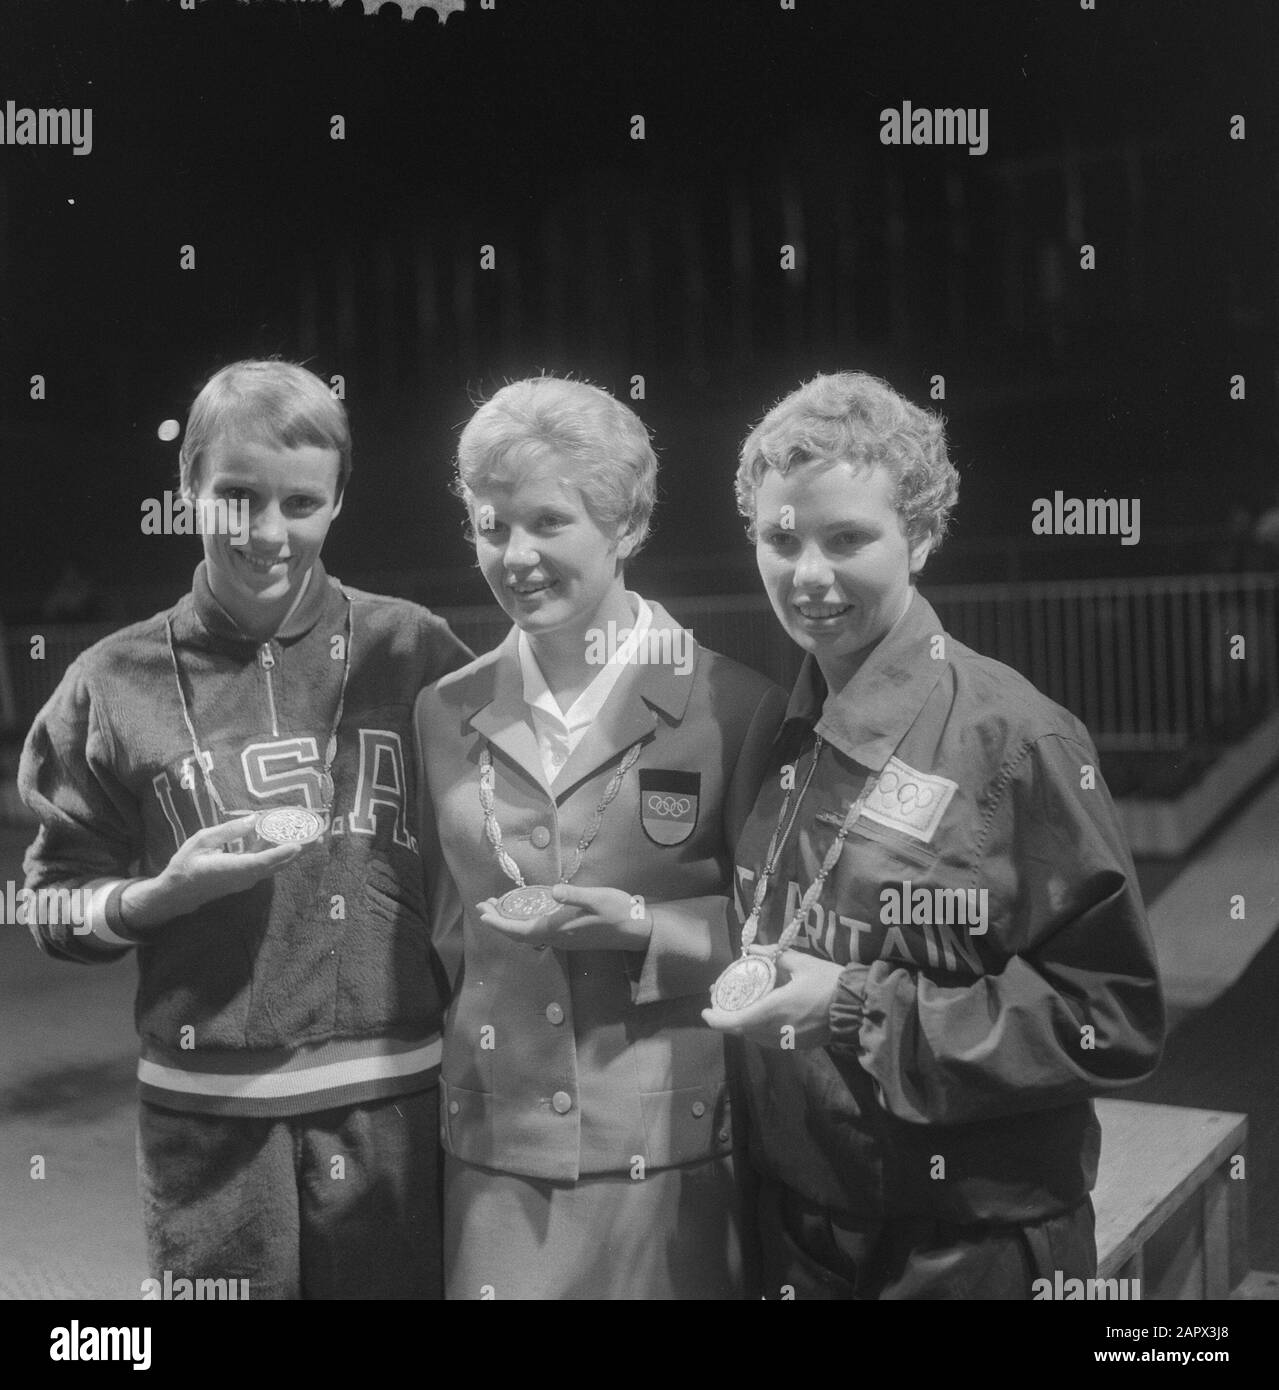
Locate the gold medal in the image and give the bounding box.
[255,806,327,845]
[498,885,560,919]
[710,954,777,1012]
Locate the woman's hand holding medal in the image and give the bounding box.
[704,742,876,1048]
[120,814,305,931]
[476,883,654,951]
[702,949,850,1049]
[476,739,651,951]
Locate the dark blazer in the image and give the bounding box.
[414,599,787,1180]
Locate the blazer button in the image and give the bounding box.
[448,1100,460,1115]
[691,1100,707,1118]
[545,1002,565,1025]
[717,1128,731,1144]
[552,1090,573,1114]
[530,826,551,849]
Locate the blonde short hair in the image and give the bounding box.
[453,377,658,555]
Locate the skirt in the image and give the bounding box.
[444,1151,744,1300]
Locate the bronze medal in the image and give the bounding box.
[710,954,777,1012]
[498,884,560,919]
[255,807,327,845]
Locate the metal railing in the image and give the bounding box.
[3,573,1276,754]
[655,574,1278,752]
[922,573,1278,751]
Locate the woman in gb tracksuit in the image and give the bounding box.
[704,371,1165,1300]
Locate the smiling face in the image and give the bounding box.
[191,437,343,640]
[754,459,932,691]
[470,453,635,649]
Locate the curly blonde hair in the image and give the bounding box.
[735,371,959,556]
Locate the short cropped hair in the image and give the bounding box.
[735,371,959,555]
[453,377,658,555]
[179,360,351,500]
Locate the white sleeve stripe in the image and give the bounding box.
[84,877,139,948]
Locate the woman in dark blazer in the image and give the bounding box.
[414,377,786,1299]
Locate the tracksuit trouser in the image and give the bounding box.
[137,1086,442,1300]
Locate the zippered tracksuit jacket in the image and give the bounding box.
[19,562,471,1297]
[733,590,1165,1296]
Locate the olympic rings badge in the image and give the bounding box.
[860,757,959,843]
[638,770,700,847]
[873,769,936,810]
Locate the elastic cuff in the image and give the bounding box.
[98,879,148,946]
[828,964,869,1044]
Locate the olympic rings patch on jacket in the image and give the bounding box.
[638,769,701,846]
[859,756,958,843]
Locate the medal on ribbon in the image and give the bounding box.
[710,736,872,1013]
[165,600,352,841]
[710,954,777,1012]
[480,741,645,939]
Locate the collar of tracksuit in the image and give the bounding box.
[174,560,341,651]
[782,588,950,773]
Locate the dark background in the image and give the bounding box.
[0,1,1277,1314]
[0,0,1274,618]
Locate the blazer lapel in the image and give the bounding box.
[552,664,660,800]
[551,600,697,800]
[466,629,551,796]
